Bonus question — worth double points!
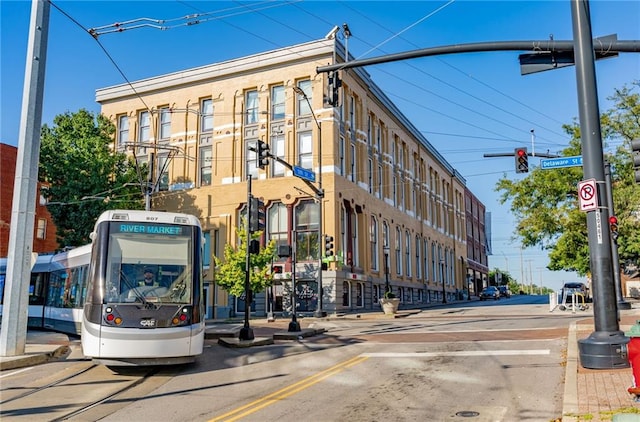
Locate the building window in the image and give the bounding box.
[350,143,356,182]
[395,226,402,275]
[423,239,429,281]
[368,158,373,194]
[296,80,312,115]
[377,164,382,198]
[138,110,150,143]
[339,136,345,176]
[342,281,350,306]
[349,95,355,130]
[246,90,259,125]
[159,107,171,140]
[36,218,46,239]
[268,203,288,262]
[405,231,411,277]
[383,221,389,249]
[272,134,286,177]
[201,98,213,132]
[199,147,212,186]
[295,200,319,261]
[393,175,397,206]
[370,216,378,271]
[356,283,364,307]
[246,140,258,180]
[415,235,421,279]
[298,131,313,170]
[373,285,381,306]
[117,115,129,146]
[272,85,285,120]
[431,242,437,281]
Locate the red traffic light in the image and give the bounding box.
[609,216,618,225]
[516,149,527,157]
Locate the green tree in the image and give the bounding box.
[496,82,640,276]
[214,220,277,297]
[39,109,142,247]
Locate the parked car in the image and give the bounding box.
[498,286,511,298]
[562,282,590,303]
[479,286,500,301]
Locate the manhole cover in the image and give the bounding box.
[455,411,480,417]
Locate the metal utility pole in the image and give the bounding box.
[572,0,628,369]
[0,0,50,357]
[239,175,254,341]
[288,230,301,332]
[293,86,326,318]
[604,161,631,310]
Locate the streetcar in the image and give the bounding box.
[0,247,90,335]
[0,254,54,329]
[81,209,205,366]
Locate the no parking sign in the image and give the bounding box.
[578,179,598,212]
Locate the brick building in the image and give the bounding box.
[464,188,490,295]
[96,38,486,318]
[0,143,58,256]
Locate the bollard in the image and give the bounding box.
[625,320,640,399]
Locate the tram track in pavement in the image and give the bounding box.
[0,361,179,421]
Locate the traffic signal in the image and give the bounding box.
[257,140,270,169]
[609,216,619,242]
[324,235,334,257]
[632,138,640,184]
[248,196,265,232]
[328,71,342,107]
[515,147,528,173]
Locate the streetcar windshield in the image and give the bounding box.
[104,222,194,304]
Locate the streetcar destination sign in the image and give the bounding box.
[540,155,583,169]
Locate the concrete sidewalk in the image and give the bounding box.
[562,310,640,422]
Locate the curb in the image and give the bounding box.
[0,345,69,371]
[562,321,579,422]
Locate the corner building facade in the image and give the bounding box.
[97,39,473,318]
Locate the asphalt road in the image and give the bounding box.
[1,296,585,422]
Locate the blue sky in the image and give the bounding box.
[1,0,638,291]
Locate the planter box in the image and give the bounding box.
[379,298,400,314]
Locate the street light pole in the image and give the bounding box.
[383,245,390,294]
[288,230,301,332]
[293,86,326,318]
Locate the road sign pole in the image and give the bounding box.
[572,0,628,369]
[604,161,631,310]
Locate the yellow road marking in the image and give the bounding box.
[208,355,369,422]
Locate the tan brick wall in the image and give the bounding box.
[97,39,474,311]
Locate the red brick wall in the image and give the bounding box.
[0,143,59,256]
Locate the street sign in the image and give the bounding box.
[519,34,618,75]
[293,165,316,183]
[578,178,598,212]
[541,155,583,170]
